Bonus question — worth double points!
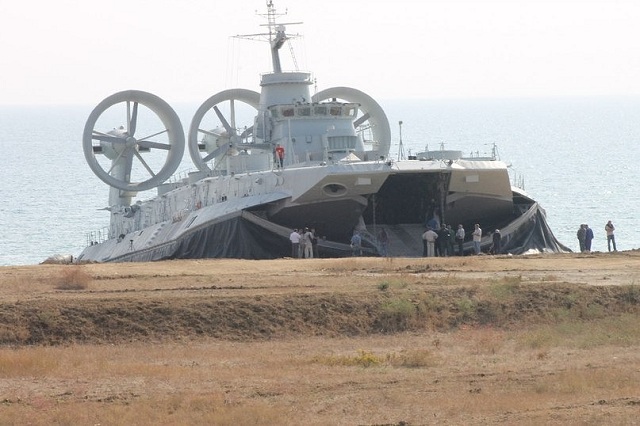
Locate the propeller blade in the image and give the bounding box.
[137,128,169,142]
[129,101,139,136]
[134,149,156,177]
[230,99,236,130]
[198,128,219,137]
[202,143,231,163]
[353,112,370,129]
[213,105,234,134]
[106,146,129,175]
[137,140,171,150]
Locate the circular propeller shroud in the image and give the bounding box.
[312,87,391,158]
[83,90,185,192]
[188,89,261,173]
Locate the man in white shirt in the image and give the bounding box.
[455,224,465,256]
[289,229,301,258]
[421,227,438,257]
[472,224,482,255]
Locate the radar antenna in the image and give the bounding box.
[234,1,302,73]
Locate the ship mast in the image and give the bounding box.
[397,121,405,160]
[267,1,286,73]
[234,1,302,74]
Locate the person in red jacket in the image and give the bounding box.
[275,144,285,168]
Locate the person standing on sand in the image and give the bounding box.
[422,227,438,257]
[447,224,456,257]
[605,220,617,252]
[299,227,309,258]
[492,229,502,255]
[584,224,594,252]
[437,225,449,257]
[311,228,319,258]
[472,224,482,255]
[289,229,301,258]
[577,224,586,252]
[455,224,465,256]
[302,227,314,258]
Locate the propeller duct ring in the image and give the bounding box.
[82,90,185,192]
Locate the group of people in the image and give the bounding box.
[421,223,502,257]
[292,219,620,258]
[291,220,619,259]
[290,220,511,259]
[577,221,617,253]
[289,227,319,258]
[290,227,382,258]
[422,224,457,257]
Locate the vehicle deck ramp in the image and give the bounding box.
[366,224,426,257]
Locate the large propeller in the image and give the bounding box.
[83,90,185,192]
[188,89,260,173]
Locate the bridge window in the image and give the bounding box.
[344,106,357,117]
[314,106,327,115]
[282,107,294,117]
[297,106,311,116]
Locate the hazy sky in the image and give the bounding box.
[1,0,639,105]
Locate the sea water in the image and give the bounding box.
[1,97,639,266]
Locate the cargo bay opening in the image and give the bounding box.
[362,172,449,227]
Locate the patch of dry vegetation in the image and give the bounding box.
[53,266,92,290]
[0,317,639,425]
[1,253,640,423]
[0,280,638,346]
[310,348,439,368]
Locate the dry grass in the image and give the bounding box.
[52,266,91,290]
[1,253,640,423]
[310,348,438,368]
[0,321,639,425]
